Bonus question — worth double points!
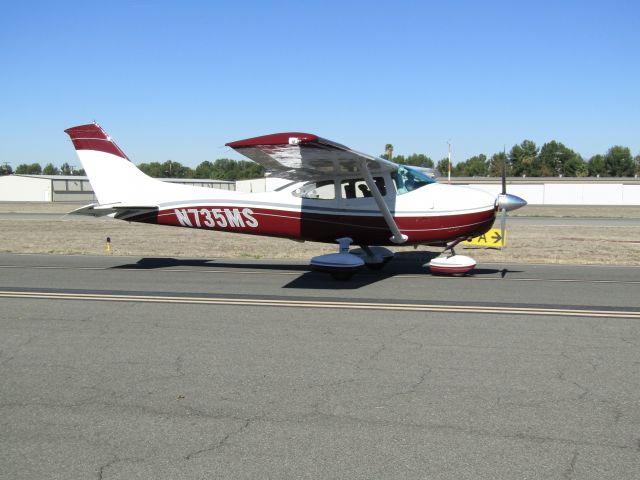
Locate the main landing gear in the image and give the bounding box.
[310,238,394,280]
[311,237,476,280]
[428,238,476,275]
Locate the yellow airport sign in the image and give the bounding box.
[462,228,505,247]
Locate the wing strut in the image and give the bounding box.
[358,160,408,244]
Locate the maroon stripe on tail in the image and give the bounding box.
[64,123,129,160]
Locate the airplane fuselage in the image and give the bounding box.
[128,173,497,246]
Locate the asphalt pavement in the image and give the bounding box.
[1,254,639,479]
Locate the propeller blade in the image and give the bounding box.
[500,207,506,249]
[501,148,507,195]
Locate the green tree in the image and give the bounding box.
[604,146,634,176]
[161,160,193,178]
[137,162,165,177]
[538,141,585,177]
[510,140,539,177]
[587,154,606,177]
[15,163,42,174]
[60,162,74,175]
[436,158,450,177]
[195,160,215,179]
[43,163,60,175]
[402,153,434,168]
[456,154,489,177]
[574,162,589,177]
[488,151,510,177]
[634,155,640,176]
[216,159,263,180]
[383,144,393,160]
[0,163,14,175]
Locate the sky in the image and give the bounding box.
[1,0,638,169]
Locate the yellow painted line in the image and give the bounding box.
[1,290,639,319]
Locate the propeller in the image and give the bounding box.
[496,150,527,248]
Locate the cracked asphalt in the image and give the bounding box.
[1,254,639,479]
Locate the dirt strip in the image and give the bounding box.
[1,203,639,265]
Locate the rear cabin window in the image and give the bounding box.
[292,180,336,200]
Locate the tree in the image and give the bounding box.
[15,163,42,175]
[60,162,74,175]
[587,154,606,177]
[0,163,13,175]
[634,155,640,176]
[384,144,393,160]
[574,162,589,177]
[161,160,193,178]
[193,159,264,180]
[510,140,539,177]
[402,153,434,168]
[43,163,60,175]
[137,162,165,177]
[436,158,450,177]
[488,151,509,177]
[136,160,192,178]
[195,160,215,179]
[538,141,585,177]
[455,154,488,177]
[604,146,634,176]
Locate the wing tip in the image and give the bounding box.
[226,132,318,148]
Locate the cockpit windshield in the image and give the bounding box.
[392,165,436,194]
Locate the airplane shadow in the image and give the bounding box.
[110,253,520,290]
[111,257,310,272]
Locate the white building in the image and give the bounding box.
[0,175,235,202]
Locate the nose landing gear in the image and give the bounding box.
[428,238,476,275]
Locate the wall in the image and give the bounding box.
[465,182,640,205]
[0,176,51,201]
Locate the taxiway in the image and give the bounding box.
[1,253,639,479]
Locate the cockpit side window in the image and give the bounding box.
[292,180,336,199]
[341,177,386,199]
[392,166,435,194]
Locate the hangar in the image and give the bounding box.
[1,174,638,205]
[0,175,235,202]
[0,175,89,202]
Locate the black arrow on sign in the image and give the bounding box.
[491,231,503,243]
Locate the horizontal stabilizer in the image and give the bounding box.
[68,203,159,221]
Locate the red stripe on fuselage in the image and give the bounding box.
[150,206,496,246]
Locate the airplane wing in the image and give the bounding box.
[227,133,407,244]
[226,133,398,180]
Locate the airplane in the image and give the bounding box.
[64,123,527,279]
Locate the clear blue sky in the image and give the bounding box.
[1,0,638,168]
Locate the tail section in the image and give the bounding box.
[64,123,160,205]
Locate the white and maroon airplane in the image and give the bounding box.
[64,123,526,279]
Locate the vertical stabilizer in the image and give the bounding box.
[64,123,159,205]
